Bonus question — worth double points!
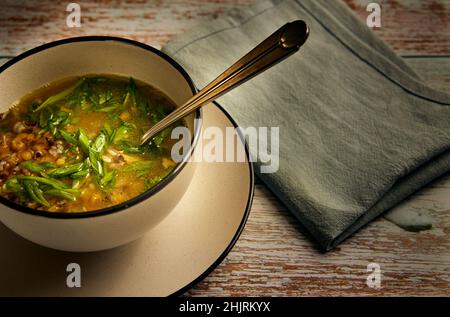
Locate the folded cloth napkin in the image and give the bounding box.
[162,0,450,250]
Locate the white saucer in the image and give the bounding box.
[0,103,254,296]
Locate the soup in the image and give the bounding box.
[0,75,183,212]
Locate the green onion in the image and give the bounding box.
[45,188,80,202]
[89,152,103,176]
[4,178,24,194]
[144,168,172,190]
[95,104,120,113]
[117,140,143,154]
[77,128,91,155]
[34,78,85,112]
[59,130,78,145]
[91,132,107,155]
[47,162,84,178]
[99,169,117,189]
[101,122,117,144]
[20,161,55,173]
[71,159,91,179]
[124,161,155,176]
[16,176,69,189]
[113,122,135,144]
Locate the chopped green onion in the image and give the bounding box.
[47,162,84,178]
[45,188,80,202]
[34,78,85,112]
[20,161,55,173]
[77,129,91,155]
[59,130,78,145]
[23,180,49,206]
[16,176,69,189]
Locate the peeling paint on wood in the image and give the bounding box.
[0,0,449,296]
[1,0,449,56]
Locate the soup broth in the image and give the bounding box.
[0,75,183,212]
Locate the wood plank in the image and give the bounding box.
[344,0,450,55]
[187,183,450,296]
[0,0,256,56]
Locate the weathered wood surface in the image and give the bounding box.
[1,0,449,56]
[347,0,450,55]
[1,0,449,296]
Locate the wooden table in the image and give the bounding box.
[1,0,449,296]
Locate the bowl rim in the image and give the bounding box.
[0,36,202,219]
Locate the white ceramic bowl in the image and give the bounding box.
[0,37,202,252]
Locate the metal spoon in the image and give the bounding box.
[140,20,309,145]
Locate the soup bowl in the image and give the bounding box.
[0,37,202,252]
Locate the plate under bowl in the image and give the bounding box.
[0,103,253,296]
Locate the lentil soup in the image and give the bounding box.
[0,75,182,212]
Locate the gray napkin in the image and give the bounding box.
[162,0,450,250]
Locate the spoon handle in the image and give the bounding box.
[141,20,309,145]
